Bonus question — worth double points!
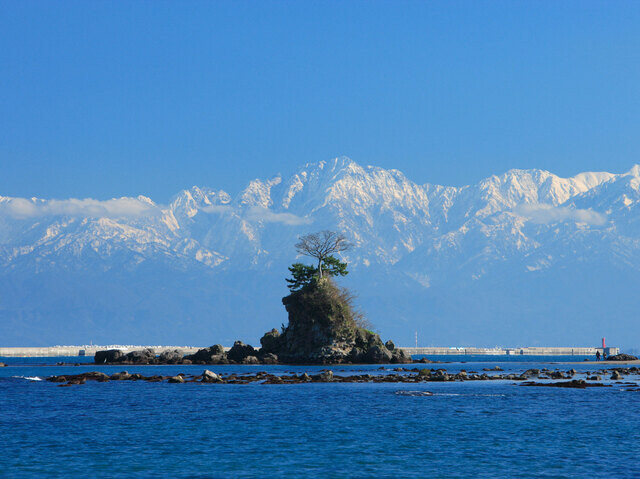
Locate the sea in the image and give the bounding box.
[1,355,638,478]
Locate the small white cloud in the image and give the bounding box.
[0,197,160,219]
[514,204,606,226]
[246,206,312,226]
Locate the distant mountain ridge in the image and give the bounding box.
[1,157,639,348]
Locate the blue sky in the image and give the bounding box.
[1,1,639,201]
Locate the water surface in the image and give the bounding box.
[1,357,638,478]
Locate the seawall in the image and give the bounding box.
[0,345,620,358]
[399,346,620,356]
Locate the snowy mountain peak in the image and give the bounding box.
[626,164,640,177]
[2,159,640,347]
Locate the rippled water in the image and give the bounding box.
[2,357,639,478]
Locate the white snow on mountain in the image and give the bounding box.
[1,157,639,348]
[2,157,639,276]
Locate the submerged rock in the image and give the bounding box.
[611,370,623,380]
[521,380,610,388]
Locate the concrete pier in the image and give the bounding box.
[398,346,620,356]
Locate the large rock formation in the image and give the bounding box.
[272,278,410,364]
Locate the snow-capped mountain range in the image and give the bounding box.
[1,157,639,348]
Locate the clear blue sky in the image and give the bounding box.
[1,1,639,202]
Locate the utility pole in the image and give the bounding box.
[415,331,418,349]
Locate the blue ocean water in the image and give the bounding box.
[1,357,638,478]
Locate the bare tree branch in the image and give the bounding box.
[295,230,351,278]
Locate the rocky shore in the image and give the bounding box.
[46,365,640,389]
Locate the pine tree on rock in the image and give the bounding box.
[294,230,351,279]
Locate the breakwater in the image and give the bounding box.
[399,346,620,356]
[0,345,621,358]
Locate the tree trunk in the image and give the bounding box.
[317,257,323,279]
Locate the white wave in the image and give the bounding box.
[12,376,43,381]
[395,390,434,397]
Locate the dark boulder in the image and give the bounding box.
[201,370,222,383]
[607,354,638,361]
[242,355,260,365]
[521,380,609,388]
[94,349,124,364]
[414,357,435,364]
[261,353,279,364]
[47,376,67,383]
[390,349,412,364]
[365,345,393,364]
[314,370,334,382]
[123,348,156,364]
[209,354,229,364]
[209,344,225,355]
[186,345,227,364]
[259,329,282,355]
[385,340,396,351]
[227,341,258,363]
[158,350,184,364]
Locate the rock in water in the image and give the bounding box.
[201,370,222,383]
[227,341,258,363]
[242,355,260,365]
[276,278,404,364]
[365,345,393,363]
[94,349,124,364]
[186,345,228,364]
[261,353,278,364]
[611,370,623,380]
[259,329,281,355]
[158,350,184,364]
[606,354,638,361]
